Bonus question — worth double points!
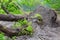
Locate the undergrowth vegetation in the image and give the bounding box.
[0,0,60,14]
[12,19,33,35]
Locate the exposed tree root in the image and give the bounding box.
[0,24,20,37]
[0,14,27,21]
[0,5,58,38]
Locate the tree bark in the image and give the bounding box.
[0,14,26,21]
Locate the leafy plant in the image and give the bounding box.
[18,19,28,26]
[12,19,33,35]
[0,33,6,40]
[26,25,33,32]
[7,2,23,15]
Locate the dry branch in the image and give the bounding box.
[0,14,27,21]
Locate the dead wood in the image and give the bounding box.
[0,14,26,21]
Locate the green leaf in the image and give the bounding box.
[26,26,33,32]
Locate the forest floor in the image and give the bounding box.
[0,6,60,40]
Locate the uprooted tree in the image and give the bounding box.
[0,2,57,37]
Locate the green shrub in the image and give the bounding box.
[7,2,23,15]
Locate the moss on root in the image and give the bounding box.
[31,13,43,25]
[35,14,43,25]
[12,18,33,36]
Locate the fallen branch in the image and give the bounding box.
[0,14,27,21]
